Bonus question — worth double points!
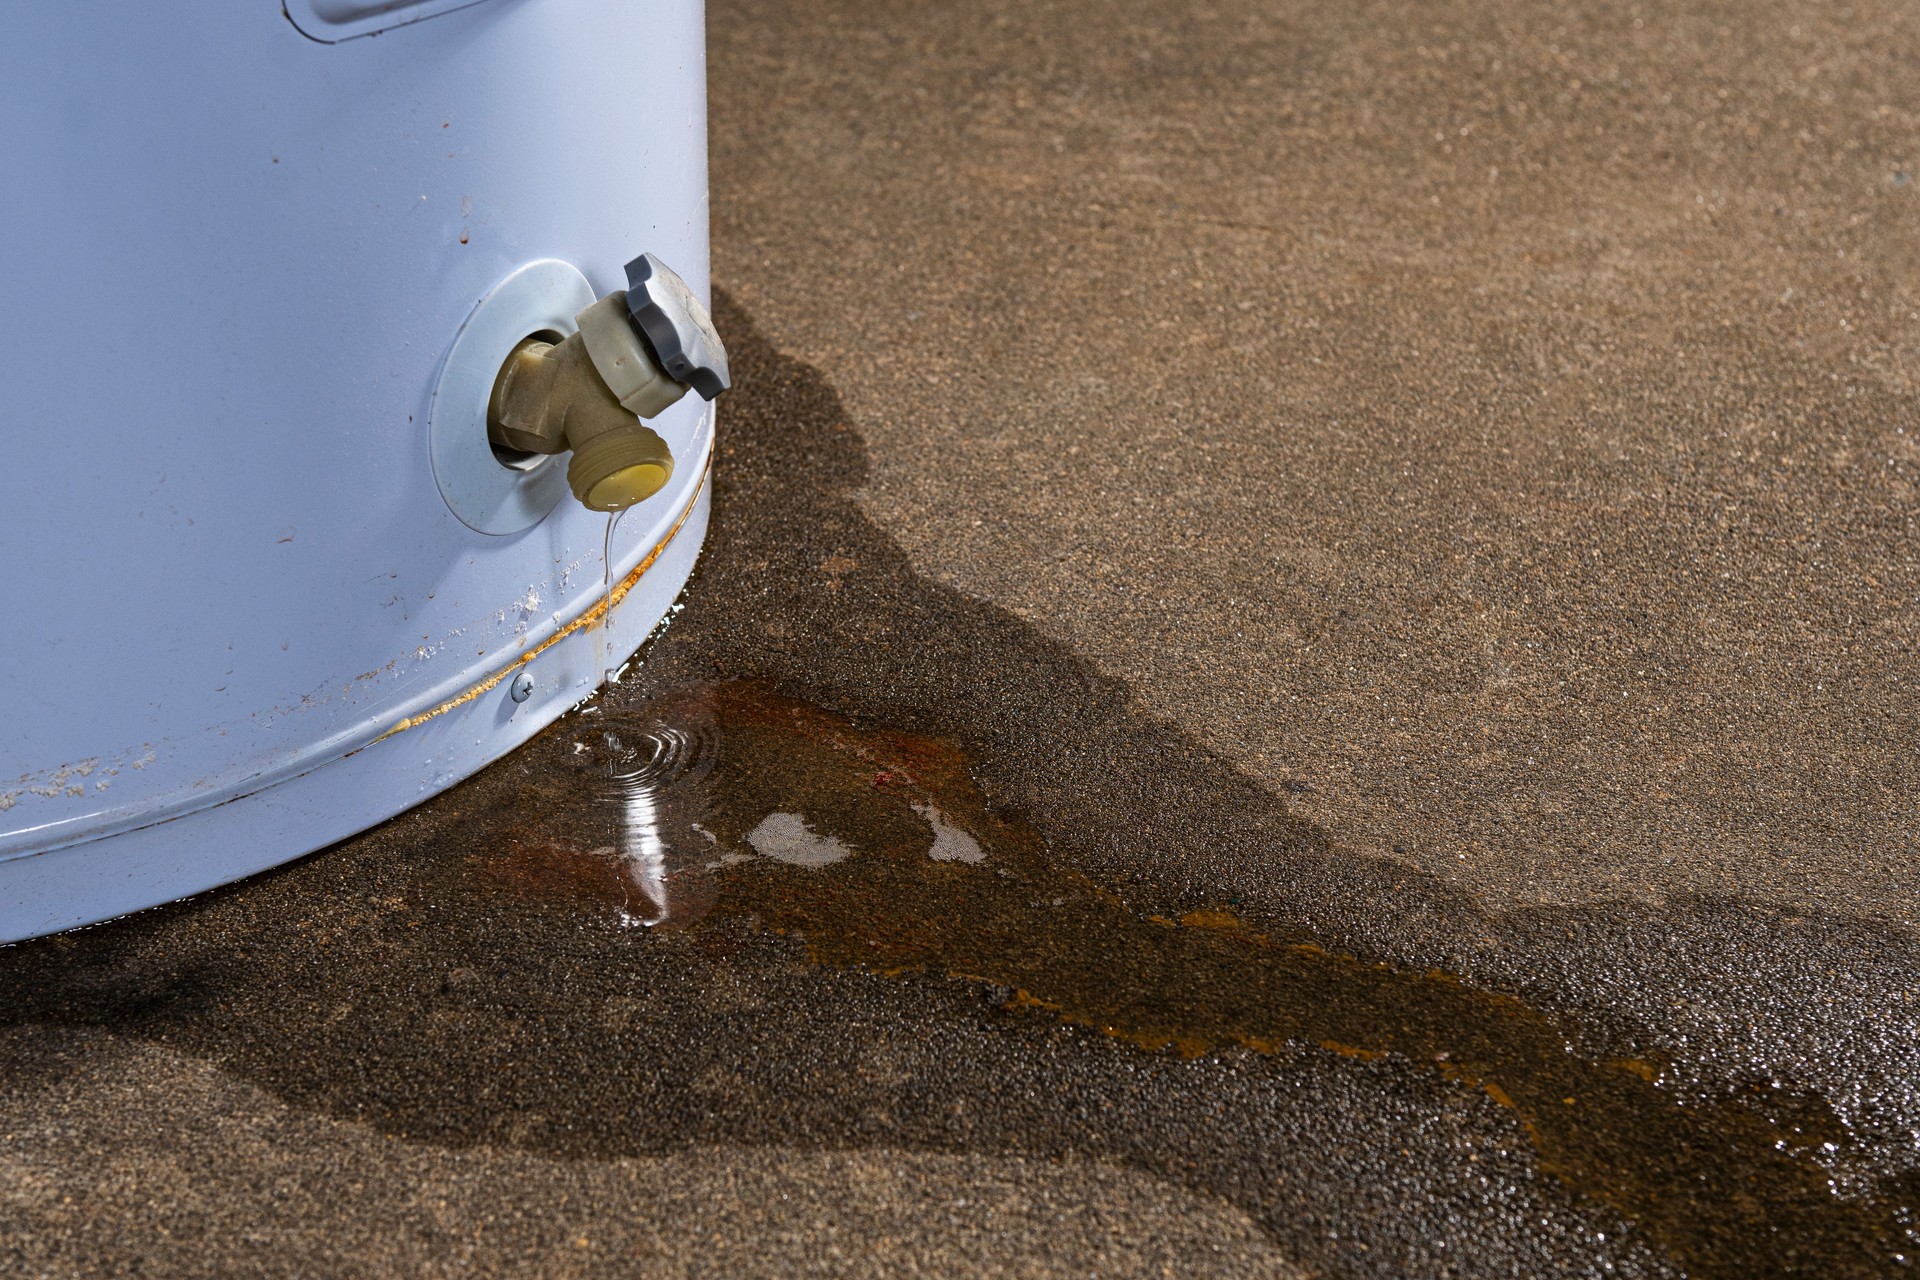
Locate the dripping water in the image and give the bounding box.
[597,509,628,690]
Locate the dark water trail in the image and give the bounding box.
[486,680,1911,1279]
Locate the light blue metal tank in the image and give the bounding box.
[0,0,717,939]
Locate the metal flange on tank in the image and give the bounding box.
[0,0,724,940]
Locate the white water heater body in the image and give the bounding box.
[0,0,716,940]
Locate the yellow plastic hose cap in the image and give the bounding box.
[585,462,671,511]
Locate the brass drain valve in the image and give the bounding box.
[488,254,729,512]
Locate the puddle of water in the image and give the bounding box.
[552,705,720,928]
[481,679,1912,1278]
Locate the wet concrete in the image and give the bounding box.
[514,678,1907,1274]
[1,1027,1303,1280]
[4,299,1918,1275]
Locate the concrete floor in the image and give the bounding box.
[5,0,1920,1275]
[713,0,1920,924]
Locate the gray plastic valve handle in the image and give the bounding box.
[623,252,730,401]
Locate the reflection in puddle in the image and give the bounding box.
[551,691,977,925]
[482,680,1912,1277]
[567,715,719,928]
[913,802,984,864]
[746,812,852,868]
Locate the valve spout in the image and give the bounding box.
[488,328,675,512]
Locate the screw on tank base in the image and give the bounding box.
[509,671,535,704]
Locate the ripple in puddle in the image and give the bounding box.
[476,680,1912,1279]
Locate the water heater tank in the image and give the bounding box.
[0,0,718,940]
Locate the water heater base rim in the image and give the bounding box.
[0,488,710,945]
